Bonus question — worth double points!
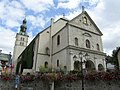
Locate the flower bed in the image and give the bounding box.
[85,71,120,81]
[0,71,120,82]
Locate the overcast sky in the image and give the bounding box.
[0,0,120,56]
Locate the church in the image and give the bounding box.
[13,8,106,74]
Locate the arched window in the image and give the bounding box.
[46,47,50,55]
[75,37,78,46]
[96,44,100,51]
[98,64,104,71]
[57,60,59,67]
[83,17,87,24]
[85,60,96,71]
[74,61,80,70]
[21,37,22,40]
[44,61,48,68]
[86,39,90,48]
[23,38,24,41]
[57,35,60,45]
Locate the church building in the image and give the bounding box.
[13,8,106,74]
[12,18,29,72]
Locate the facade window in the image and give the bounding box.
[20,42,24,46]
[20,37,22,40]
[23,38,24,41]
[86,39,90,48]
[46,47,50,55]
[74,61,80,70]
[75,37,78,46]
[20,42,22,45]
[57,60,59,67]
[83,17,87,24]
[22,42,24,46]
[20,37,25,41]
[44,61,48,68]
[96,44,100,51]
[57,35,60,45]
[98,64,104,71]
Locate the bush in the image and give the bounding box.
[39,66,49,73]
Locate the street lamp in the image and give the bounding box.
[74,52,89,90]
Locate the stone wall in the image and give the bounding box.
[55,80,120,90]
[0,80,49,90]
[0,80,120,90]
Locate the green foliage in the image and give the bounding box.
[106,47,119,70]
[54,66,66,74]
[112,48,119,70]
[106,55,113,64]
[39,66,49,73]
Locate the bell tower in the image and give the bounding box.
[12,18,29,70]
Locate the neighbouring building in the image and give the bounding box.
[12,18,29,72]
[0,50,12,74]
[14,8,106,74]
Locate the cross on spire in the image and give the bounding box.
[82,6,85,12]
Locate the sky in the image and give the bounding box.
[0,0,120,56]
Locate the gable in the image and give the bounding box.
[70,11,103,36]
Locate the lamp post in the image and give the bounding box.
[73,52,89,90]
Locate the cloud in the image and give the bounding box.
[0,26,16,54]
[0,0,120,56]
[20,0,54,13]
[102,23,120,55]
[88,0,120,55]
[56,0,120,55]
[103,0,120,23]
[27,14,46,33]
[0,0,53,54]
[57,0,81,9]
[0,0,25,29]
[87,0,99,6]
[5,19,20,28]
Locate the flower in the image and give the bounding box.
[1,71,120,82]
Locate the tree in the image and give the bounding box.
[112,48,119,70]
[106,47,119,70]
[106,55,113,64]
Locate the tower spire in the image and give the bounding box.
[19,17,27,35]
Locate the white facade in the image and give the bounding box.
[13,18,28,72]
[16,10,106,74]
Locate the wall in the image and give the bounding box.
[0,80,120,90]
[68,25,103,52]
[52,26,68,54]
[0,80,49,90]
[55,80,120,90]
